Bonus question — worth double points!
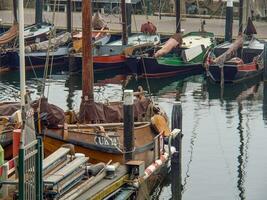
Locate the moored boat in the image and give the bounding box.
[126,31,215,78]
[6,32,71,70]
[70,33,161,72]
[205,18,266,84]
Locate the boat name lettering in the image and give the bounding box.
[94,135,119,147]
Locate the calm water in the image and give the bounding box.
[0,68,267,200]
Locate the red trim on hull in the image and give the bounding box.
[238,63,257,71]
[93,54,126,64]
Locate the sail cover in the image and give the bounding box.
[0,23,18,46]
[25,32,71,53]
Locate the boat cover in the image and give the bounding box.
[78,98,152,123]
[0,23,18,46]
[25,32,71,53]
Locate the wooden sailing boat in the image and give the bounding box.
[204,0,266,84]
[41,0,170,166]
[70,1,160,73]
[126,30,215,78]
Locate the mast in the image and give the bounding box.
[67,0,72,33]
[225,0,233,42]
[239,0,243,33]
[18,0,26,197]
[19,0,26,115]
[121,0,128,45]
[13,0,17,22]
[79,0,94,123]
[126,2,132,36]
[175,0,181,33]
[35,0,43,24]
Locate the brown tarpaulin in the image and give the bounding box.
[0,102,20,116]
[0,98,65,128]
[0,23,18,46]
[78,98,151,123]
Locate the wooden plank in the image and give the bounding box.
[43,147,70,172]
[44,157,88,184]
[75,166,128,200]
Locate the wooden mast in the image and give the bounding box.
[35,0,43,24]
[13,0,17,22]
[175,0,181,33]
[79,0,94,123]
[239,0,244,33]
[121,0,127,45]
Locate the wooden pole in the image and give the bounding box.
[171,101,182,200]
[13,0,17,22]
[239,0,243,33]
[67,0,72,33]
[121,0,128,45]
[264,43,267,81]
[126,2,132,36]
[175,0,181,33]
[82,0,94,102]
[263,82,267,123]
[123,90,134,161]
[35,0,43,24]
[225,0,233,42]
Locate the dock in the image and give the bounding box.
[0,9,266,39]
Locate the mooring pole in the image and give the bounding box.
[123,90,134,161]
[225,0,233,42]
[35,0,43,24]
[239,0,243,33]
[126,1,132,36]
[67,0,72,33]
[175,0,181,33]
[263,43,267,81]
[121,0,128,45]
[263,82,267,124]
[171,101,182,200]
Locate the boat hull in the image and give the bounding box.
[207,63,263,83]
[6,47,69,71]
[126,56,203,78]
[43,123,156,166]
[69,54,126,73]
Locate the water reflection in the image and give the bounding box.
[1,67,267,199]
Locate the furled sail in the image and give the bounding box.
[0,23,18,46]
[213,36,243,64]
[25,32,71,53]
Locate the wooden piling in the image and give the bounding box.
[123,90,134,161]
[263,82,267,122]
[264,43,267,81]
[171,101,182,200]
[225,0,233,42]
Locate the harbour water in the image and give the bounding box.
[0,68,267,200]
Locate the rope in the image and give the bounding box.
[38,0,59,111]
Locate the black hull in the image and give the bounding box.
[207,64,263,84]
[126,57,203,78]
[5,51,68,71]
